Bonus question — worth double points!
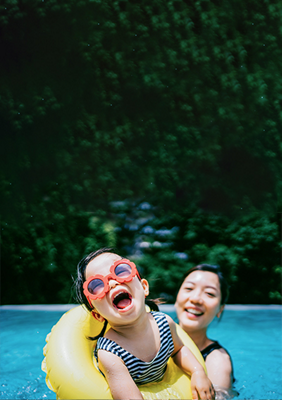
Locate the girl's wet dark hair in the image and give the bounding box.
[182,264,229,305]
[74,247,159,340]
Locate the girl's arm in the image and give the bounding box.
[166,315,215,400]
[98,349,143,400]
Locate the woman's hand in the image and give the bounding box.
[191,370,215,400]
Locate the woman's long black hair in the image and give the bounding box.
[74,247,160,340]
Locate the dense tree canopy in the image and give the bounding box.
[1,0,281,305]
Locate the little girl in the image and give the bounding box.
[75,248,215,400]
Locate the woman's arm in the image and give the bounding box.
[166,316,214,400]
[172,345,215,400]
[205,348,233,389]
[98,349,143,400]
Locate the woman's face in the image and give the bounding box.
[175,270,224,333]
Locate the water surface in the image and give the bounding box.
[0,305,281,399]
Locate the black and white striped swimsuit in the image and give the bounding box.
[94,311,174,385]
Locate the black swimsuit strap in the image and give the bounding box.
[200,340,222,361]
[201,341,236,383]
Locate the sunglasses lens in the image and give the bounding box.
[88,278,104,296]
[114,263,133,278]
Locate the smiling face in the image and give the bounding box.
[85,252,149,325]
[175,270,224,333]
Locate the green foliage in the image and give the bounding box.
[1,207,117,304]
[0,0,281,304]
[116,209,281,304]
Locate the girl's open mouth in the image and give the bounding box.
[112,291,132,310]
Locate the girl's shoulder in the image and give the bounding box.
[150,310,172,319]
[150,310,165,317]
[150,311,175,328]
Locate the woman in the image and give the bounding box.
[175,264,236,396]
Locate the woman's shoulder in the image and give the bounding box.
[206,346,232,365]
[201,341,226,358]
[205,345,233,388]
[204,341,232,366]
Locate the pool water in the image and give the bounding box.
[171,308,282,400]
[0,306,281,399]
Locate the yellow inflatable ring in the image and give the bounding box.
[42,305,206,399]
